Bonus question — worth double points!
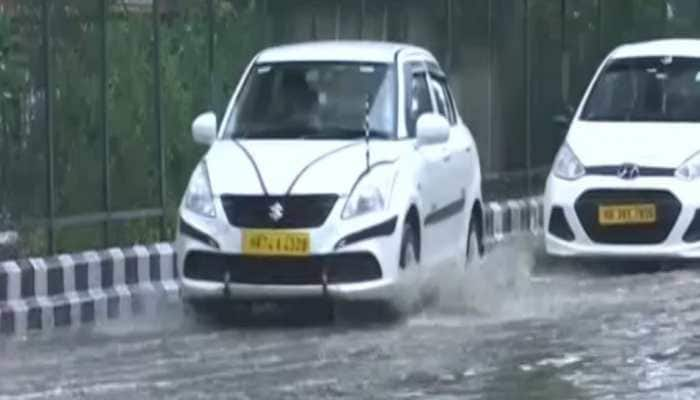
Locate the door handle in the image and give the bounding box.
[442,154,451,162]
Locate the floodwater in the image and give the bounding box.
[2,236,700,400]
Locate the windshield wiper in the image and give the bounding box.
[299,127,390,140]
[232,127,304,140]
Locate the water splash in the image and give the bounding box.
[423,235,589,322]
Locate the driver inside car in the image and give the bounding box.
[280,69,322,131]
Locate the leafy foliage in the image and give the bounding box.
[0,0,699,257]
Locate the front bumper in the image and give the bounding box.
[175,206,403,302]
[179,277,398,302]
[544,174,700,259]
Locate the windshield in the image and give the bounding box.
[224,62,397,140]
[581,56,700,122]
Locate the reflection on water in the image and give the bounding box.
[3,236,700,399]
[407,235,700,400]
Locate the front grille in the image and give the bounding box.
[586,166,675,177]
[221,195,338,229]
[184,252,382,285]
[575,189,681,244]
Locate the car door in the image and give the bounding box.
[402,60,452,267]
[428,67,474,248]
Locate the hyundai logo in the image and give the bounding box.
[268,202,284,222]
[617,163,640,180]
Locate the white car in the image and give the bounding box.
[545,39,700,259]
[175,41,483,308]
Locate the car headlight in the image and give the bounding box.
[342,165,396,219]
[184,161,216,217]
[553,143,585,180]
[676,151,700,181]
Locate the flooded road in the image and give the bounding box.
[2,236,700,400]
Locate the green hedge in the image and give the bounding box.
[0,0,699,257]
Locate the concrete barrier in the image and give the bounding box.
[0,197,543,336]
[0,243,179,336]
[483,197,544,246]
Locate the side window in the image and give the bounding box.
[431,76,457,125]
[443,84,458,125]
[430,79,448,119]
[405,71,433,138]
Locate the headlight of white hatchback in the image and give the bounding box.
[342,165,396,219]
[184,161,216,218]
[676,151,700,181]
[552,143,585,180]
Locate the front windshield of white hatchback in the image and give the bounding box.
[224,62,397,140]
[582,56,700,122]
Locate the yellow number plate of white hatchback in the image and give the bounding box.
[242,230,310,256]
[598,204,657,226]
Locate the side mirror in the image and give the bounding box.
[192,112,217,145]
[416,113,450,147]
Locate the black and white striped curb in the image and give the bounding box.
[483,197,544,246]
[0,197,544,336]
[0,243,179,336]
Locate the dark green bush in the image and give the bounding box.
[0,0,699,257]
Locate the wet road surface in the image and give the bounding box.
[2,236,700,399]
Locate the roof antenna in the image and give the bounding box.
[364,93,372,172]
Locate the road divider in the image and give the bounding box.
[483,197,543,246]
[0,244,179,336]
[0,197,543,336]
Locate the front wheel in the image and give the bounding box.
[400,222,419,270]
[391,221,422,317]
[466,216,483,268]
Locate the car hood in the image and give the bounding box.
[204,140,405,196]
[568,121,700,167]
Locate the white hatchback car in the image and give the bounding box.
[545,39,700,259]
[175,41,483,307]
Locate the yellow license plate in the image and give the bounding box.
[242,230,310,256]
[598,204,657,226]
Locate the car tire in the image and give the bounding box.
[400,221,419,270]
[393,221,424,317]
[466,215,483,268]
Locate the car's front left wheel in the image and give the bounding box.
[400,222,419,270]
[333,222,419,322]
[385,220,422,316]
[466,215,483,268]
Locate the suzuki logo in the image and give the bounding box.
[617,163,640,180]
[268,202,284,222]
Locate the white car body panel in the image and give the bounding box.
[176,41,483,303]
[610,39,700,59]
[545,39,700,259]
[567,122,700,167]
[256,41,414,64]
[206,140,405,196]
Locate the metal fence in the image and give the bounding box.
[0,0,698,257]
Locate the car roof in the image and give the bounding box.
[610,39,700,59]
[255,40,434,64]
